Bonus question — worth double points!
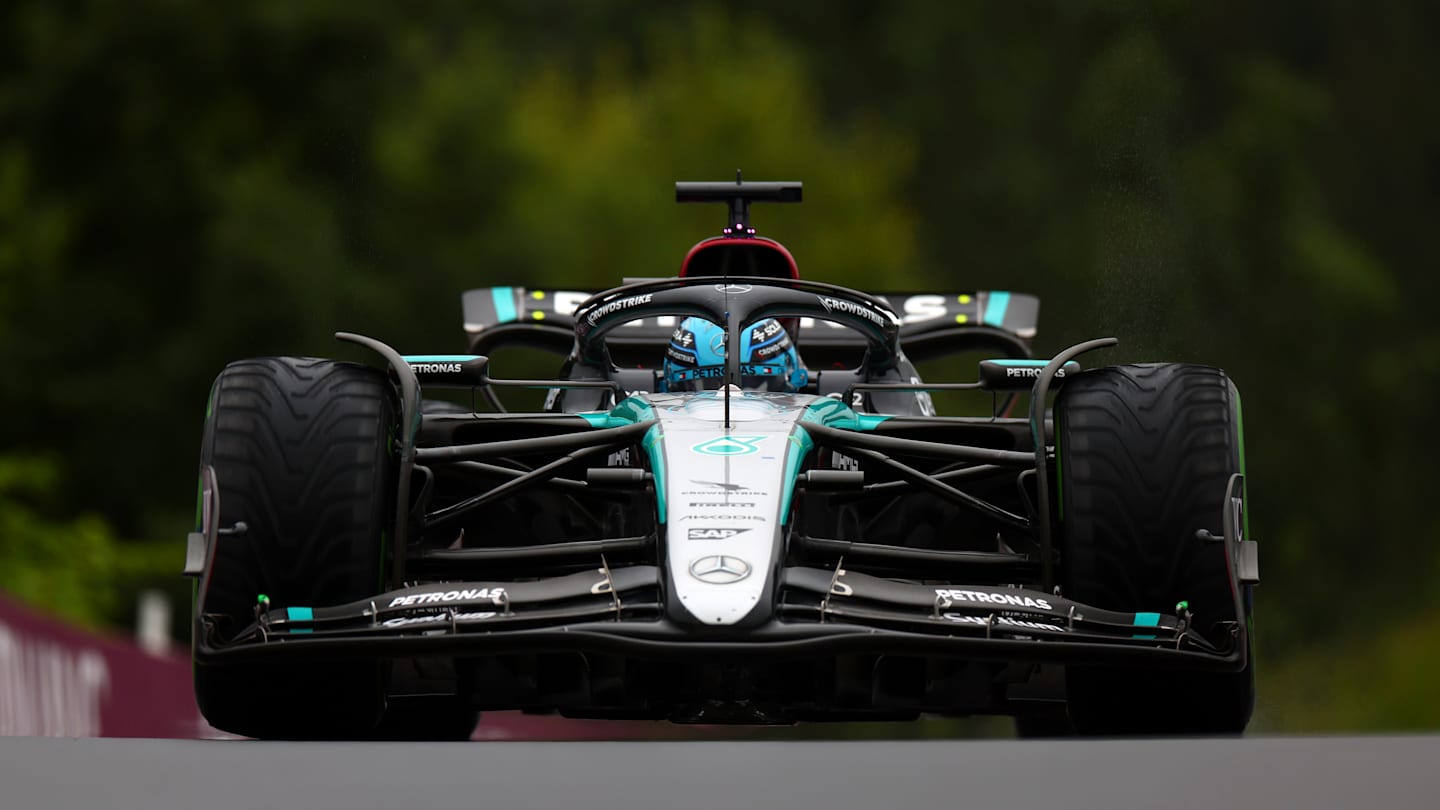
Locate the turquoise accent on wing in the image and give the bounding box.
[1131,611,1161,640]
[983,291,1011,327]
[492,287,519,324]
[286,606,314,634]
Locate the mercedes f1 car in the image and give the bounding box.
[185,179,1258,739]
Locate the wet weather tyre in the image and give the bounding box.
[1056,363,1254,735]
[193,357,397,740]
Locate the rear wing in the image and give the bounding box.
[461,286,1038,363]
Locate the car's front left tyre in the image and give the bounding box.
[193,357,396,740]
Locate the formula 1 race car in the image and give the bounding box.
[185,179,1258,739]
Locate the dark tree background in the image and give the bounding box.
[2,0,1436,731]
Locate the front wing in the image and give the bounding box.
[195,564,1245,672]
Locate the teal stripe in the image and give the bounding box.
[983,291,1011,327]
[286,606,313,634]
[403,354,482,363]
[851,413,892,431]
[779,426,815,524]
[1132,611,1160,640]
[799,398,892,431]
[988,359,1048,367]
[642,424,666,522]
[579,412,622,429]
[492,287,518,323]
[577,396,662,517]
[579,396,658,430]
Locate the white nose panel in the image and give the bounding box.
[652,393,809,625]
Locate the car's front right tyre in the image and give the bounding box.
[1055,363,1255,735]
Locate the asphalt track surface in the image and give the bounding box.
[1,735,1435,810]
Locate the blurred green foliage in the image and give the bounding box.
[1,0,1437,731]
[0,455,119,627]
[0,453,175,630]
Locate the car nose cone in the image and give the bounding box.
[688,555,752,585]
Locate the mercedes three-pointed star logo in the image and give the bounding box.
[688,554,752,585]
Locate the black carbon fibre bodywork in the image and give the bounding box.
[190,281,1254,723]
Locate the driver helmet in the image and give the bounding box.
[663,317,807,393]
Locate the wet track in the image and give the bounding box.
[1,735,1433,809]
